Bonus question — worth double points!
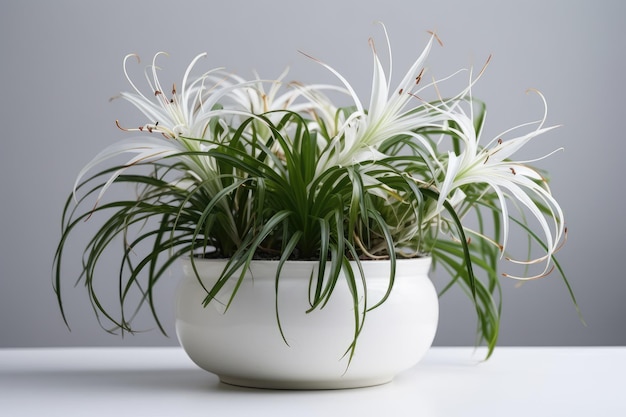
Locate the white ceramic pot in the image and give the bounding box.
[175,257,438,389]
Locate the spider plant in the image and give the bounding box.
[54,26,571,358]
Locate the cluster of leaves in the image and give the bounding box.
[54,29,571,358]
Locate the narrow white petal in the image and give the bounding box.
[437,151,462,213]
[367,43,390,121]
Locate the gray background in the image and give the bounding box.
[1,0,624,348]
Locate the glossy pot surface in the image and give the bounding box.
[175,258,438,389]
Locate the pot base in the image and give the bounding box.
[219,375,393,390]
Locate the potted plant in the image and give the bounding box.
[54,26,572,389]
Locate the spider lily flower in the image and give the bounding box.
[115,52,266,140]
[308,31,447,176]
[286,82,350,138]
[75,52,253,203]
[227,71,352,148]
[435,91,565,279]
[117,52,221,139]
[225,68,298,115]
[222,70,322,149]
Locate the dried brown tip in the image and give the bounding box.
[115,120,130,131]
[426,30,444,47]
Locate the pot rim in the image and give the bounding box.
[180,255,433,277]
[182,255,432,265]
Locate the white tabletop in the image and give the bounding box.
[1,346,623,416]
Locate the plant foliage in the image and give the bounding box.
[54,26,571,358]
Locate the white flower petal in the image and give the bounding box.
[74,136,185,202]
